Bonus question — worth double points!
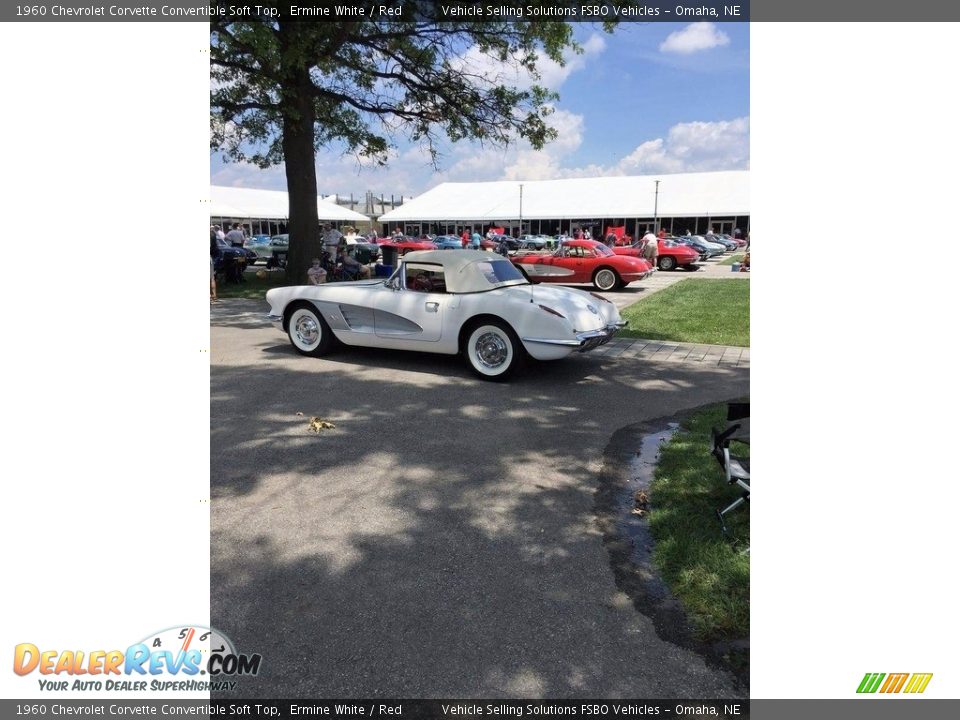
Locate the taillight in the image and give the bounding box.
[538,304,566,319]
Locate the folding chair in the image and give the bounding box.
[711,423,750,538]
[726,401,750,423]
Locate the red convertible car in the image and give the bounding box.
[379,236,437,255]
[511,239,654,291]
[613,238,700,271]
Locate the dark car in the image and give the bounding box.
[348,241,381,264]
[495,236,523,253]
[705,233,738,251]
[212,237,249,283]
[673,236,714,261]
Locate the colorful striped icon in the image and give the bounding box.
[857,672,933,694]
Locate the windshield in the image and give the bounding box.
[593,244,614,257]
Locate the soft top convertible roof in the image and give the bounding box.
[401,250,526,293]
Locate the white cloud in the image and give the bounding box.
[212,116,749,197]
[659,23,731,54]
[614,117,750,174]
[453,33,606,91]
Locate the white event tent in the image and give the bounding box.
[378,171,748,236]
[210,185,369,223]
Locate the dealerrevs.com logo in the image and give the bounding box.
[13,625,261,692]
[857,672,933,694]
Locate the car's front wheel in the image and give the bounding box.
[463,320,523,381]
[287,303,335,357]
[593,267,621,291]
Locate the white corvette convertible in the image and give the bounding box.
[266,250,626,380]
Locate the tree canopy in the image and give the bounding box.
[210,3,615,280]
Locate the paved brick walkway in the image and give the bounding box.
[592,337,749,368]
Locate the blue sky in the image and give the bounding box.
[210,21,749,197]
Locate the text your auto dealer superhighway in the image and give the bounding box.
[46,5,221,16]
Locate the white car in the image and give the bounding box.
[266,250,626,381]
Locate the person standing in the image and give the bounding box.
[471,230,481,250]
[641,230,659,268]
[225,223,245,247]
[343,226,360,245]
[322,223,343,259]
[210,256,218,303]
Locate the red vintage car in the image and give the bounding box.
[379,236,437,255]
[512,239,654,291]
[613,238,700,271]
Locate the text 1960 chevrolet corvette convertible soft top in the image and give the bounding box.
[266,250,626,380]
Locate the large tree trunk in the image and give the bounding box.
[280,28,322,285]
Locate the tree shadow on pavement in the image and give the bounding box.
[211,340,749,699]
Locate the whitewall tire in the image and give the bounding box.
[464,321,523,381]
[287,303,334,357]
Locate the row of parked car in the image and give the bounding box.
[672,233,747,260]
[508,234,748,290]
[214,230,746,288]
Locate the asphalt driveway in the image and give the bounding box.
[210,300,749,698]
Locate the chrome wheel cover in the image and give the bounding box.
[475,332,508,368]
[596,269,616,290]
[293,313,319,347]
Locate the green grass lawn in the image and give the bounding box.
[215,268,291,299]
[620,278,749,346]
[649,404,750,641]
[719,253,744,266]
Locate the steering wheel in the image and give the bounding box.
[412,274,433,292]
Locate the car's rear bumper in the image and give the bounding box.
[522,321,627,352]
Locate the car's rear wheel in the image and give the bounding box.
[287,303,335,357]
[593,267,621,291]
[658,256,677,271]
[463,320,523,381]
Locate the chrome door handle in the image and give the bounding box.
[425,302,439,313]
